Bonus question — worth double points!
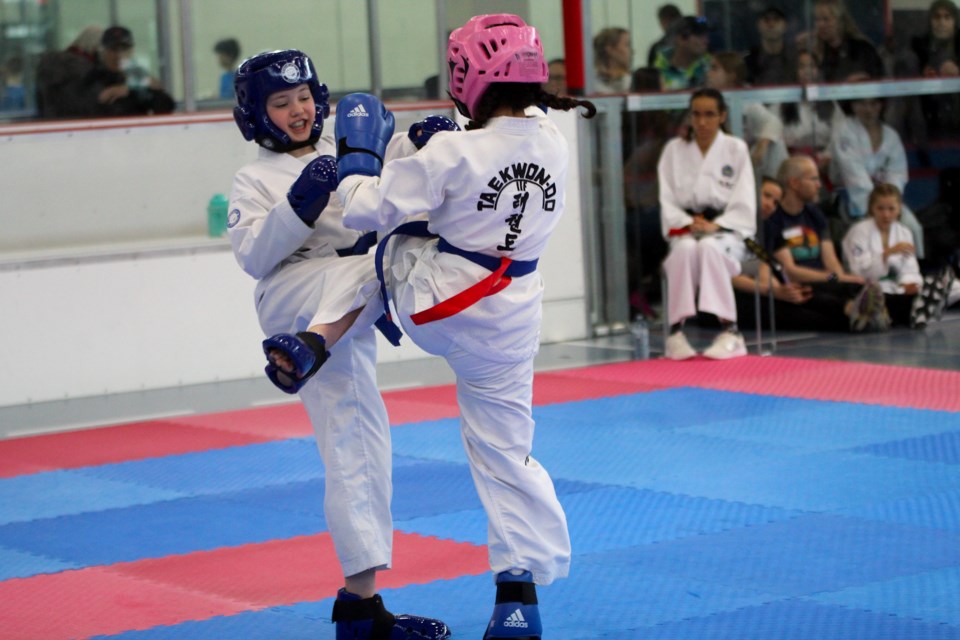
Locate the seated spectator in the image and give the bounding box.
[214,38,241,100]
[827,96,925,258]
[593,27,633,93]
[799,0,885,81]
[1,55,25,111]
[735,176,850,333]
[79,26,175,118]
[843,184,921,296]
[653,16,711,90]
[647,4,683,66]
[733,267,866,331]
[744,6,797,86]
[844,183,957,327]
[658,88,757,360]
[35,25,103,118]
[764,155,891,330]
[544,58,567,95]
[772,49,844,167]
[706,51,788,182]
[910,0,960,138]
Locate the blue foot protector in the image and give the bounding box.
[484,571,542,639]
[332,588,452,640]
[262,331,329,394]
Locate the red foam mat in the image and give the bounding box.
[0,566,250,640]
[120,531,487,604]
[549,356,960,412]
[532,372,667,405]
[170,402,314,438]
[0,532,488,640]
[0,421,273,479]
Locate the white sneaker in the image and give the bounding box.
[703,330,747,360]
[664,331,697,360]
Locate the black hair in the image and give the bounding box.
[690,87,728,114]
[214,38,241,62]
[658,4,683,22]
[631,66,661,92]
[761,175,782,188]
[462,83,597,131]
[929,0,960,25]
[684,87,729,141]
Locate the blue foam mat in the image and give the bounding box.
[855,429,960,465]
[0,494,325,566]
[87,606,336,640]
[77,438,325,495]
[809,566,960,626]
[0,544,79,581]
[397,484,805,552]
[684,402,960,453]
[576,512,960,597]
[835,489,960,531]
[5,384,960,639]
[624,598,960,640]
[0,469,184,525]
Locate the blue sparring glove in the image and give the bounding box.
[335,93,395,180]
[287,155,339,226]
[407,115,460,149]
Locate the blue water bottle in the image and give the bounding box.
[207,194,229,237]
[631,316,650,360]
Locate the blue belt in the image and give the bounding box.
[336,231,378,257]
[372,220,538,346]
[435,237,539,276]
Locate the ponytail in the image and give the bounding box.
[463,83,597,130]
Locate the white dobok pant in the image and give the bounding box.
[384,235,571,586]
[663,232,746,327]
[257,259,393,579]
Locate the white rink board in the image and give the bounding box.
[0,108,588,407]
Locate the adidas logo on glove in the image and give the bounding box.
[502,609,528,629]
[346,103,369,118]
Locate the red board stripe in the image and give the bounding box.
[0,532,488,640]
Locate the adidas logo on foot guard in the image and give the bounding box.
[503,609,528,629]
[347,103,369,118]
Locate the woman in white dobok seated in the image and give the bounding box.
[658,88,757,360]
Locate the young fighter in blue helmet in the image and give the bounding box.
[226,49,452,639]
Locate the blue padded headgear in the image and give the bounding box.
[233,49,330,152]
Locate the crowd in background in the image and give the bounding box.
[0,24,238,119]
[583,0,960,345]
[2,1,958,344]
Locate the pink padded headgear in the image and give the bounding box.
[446,14,548,119]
